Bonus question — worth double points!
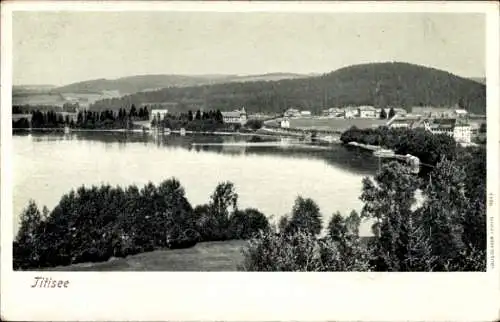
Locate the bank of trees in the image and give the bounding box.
[13,181,269,270]
[340,126,456,171]
[11,105,150,130]
[242,146,486,272]
[152,109,262,133]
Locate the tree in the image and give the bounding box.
[388,107,396,119]
[379,108,387,119]
[286,196,322,236]
[129,104,137,118]
[420,158,470,270]
[229,208,270,239]
[210,182,238,217]
[200,182,239,240]
[278,216,290,233]
[188,110,194,122]
[360,161,421,271]
[13,200,44,269]
[327,212,346,242]
[195,110,202,120]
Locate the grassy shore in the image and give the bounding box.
[289,118,388,131]
[42,240,248,271]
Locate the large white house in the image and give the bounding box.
[428,119,472,143]
[453,122,472,143]
[221,107,247,125]
[284,108,301,118]
[150,109,169,122]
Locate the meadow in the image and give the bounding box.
[272,117,389,132]
[43,240,247,271]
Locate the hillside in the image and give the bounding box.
[469,77,486,85]
[12,85,56,95]
[89,62,486,115]
[51,73,308,95]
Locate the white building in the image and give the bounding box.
[453,123,472,143]
[300,110,312,117]
[322,108,344,118]
[455,109,469,118]
[221,107,247,125]
[344,107,359,119]
[284,108,301,118]
[358,106,378,118]
[151,109,169,122]
[428,119,471,143]
[280,118,290,128]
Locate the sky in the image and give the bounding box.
[13,11,485,86]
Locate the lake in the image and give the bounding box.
[12,131,380,237]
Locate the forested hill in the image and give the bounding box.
[89,62,486,115]
[52,73,308,95]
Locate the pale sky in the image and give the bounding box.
[13,12,485,86]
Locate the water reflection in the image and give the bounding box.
[13,131,379,237]
[19,131,378,175]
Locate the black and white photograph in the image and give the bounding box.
[6,7,493,274]
[2,2,499,321]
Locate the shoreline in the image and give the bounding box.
[12,127,280,138]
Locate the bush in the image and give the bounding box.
[245,119,263,131]
[228,208,270,239]
[240,228,371,272]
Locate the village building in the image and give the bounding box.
[387,116,426,129]
[221,107,247,125]
[428,118,472,143]
[143,102,177,122]
[384,107,408,117]
[344,107,359,119]
[322,108,344,117]
[280,118,290,128]
[300,110,312,117]
[284,108,301,118]
[411,106,456,119]
[357,105,378,118]
[388,119,411,129]
[455,109,469,118]
[453,121,472,143]
[55,104,79,123]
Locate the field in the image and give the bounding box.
[12,91,122,108]
[44,240,248,271]
[268,117,389,132]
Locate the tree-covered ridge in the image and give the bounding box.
[89,62,486,114]
[49,73,309,95]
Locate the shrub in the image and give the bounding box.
[240,228,372,272]
[228,208,270,239]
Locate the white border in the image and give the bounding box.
[1,2,499,321]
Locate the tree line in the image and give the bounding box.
[13,180,269,270]
[152,109,262,132]
[12,104,150,130]
[340,126,457,177]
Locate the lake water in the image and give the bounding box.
[12,131,380,237]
